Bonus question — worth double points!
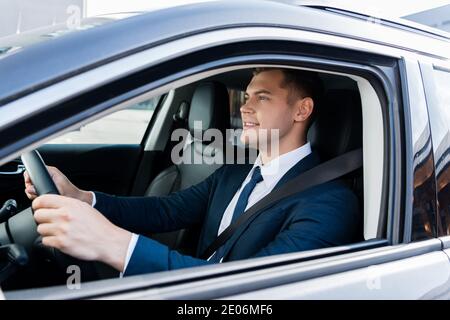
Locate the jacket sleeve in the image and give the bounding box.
[93,166,222,234]
[123,235,214,276]
[122,183,360,277]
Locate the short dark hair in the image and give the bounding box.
[253,67,324,126]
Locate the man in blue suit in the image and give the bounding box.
[26,68,360,276]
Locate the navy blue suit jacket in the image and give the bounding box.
[94,152,360,276]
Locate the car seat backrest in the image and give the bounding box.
[146,81,230,196]
[308,88,364,241]
[308,89,363,161]
[144,82,230,252]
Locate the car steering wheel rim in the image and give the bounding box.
[17,150,117,281]
[21,150,59,196]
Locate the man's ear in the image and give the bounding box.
[293,97,314,123]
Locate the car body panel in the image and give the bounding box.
[96,239,444,299]
[3,240,388,300]
[225,251,450,299]
[419,62,450,237]
[5,239,439,300]
[401,57,438,241]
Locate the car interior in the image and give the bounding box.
[0,65,386,291]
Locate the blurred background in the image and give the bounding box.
[0,0,449,38]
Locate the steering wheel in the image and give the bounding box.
[4,150,116,282]
[21,151,59,196]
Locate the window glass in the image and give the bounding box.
[228,89,245,129]
[47,96,160,144]
[407,61,437,241]
[426,68,450,235]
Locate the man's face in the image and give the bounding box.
[240,69,296,147]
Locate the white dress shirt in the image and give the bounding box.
[215,142,312,237]
[92,142,312,274]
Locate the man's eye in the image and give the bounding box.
[259,96,269,101]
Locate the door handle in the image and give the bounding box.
[0,164,25,176]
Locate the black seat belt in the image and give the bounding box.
[200,148,363,260]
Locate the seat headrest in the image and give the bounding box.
[173,101,190,123]
[308,89,362,161]
[188,82,230,136]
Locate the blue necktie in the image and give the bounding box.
[230,166,264,223]
[209,166,263,262]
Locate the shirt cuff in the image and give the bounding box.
[90,191,97,207]
[119,233,139,278]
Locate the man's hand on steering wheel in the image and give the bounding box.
[32,194,131,272]
[24,166,93,205]
[22,157,131,273]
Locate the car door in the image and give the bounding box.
[1,31,404,299]
[104,55,449,301]
[212,57,450,300]
[420,60,450,298]
[1,2,450,300]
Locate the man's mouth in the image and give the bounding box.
[243,121,260,129]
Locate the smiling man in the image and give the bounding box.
[25,67,360,276]
[241,68,318,164]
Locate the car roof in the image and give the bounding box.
[0,0,449,106]
[302,5,450,41]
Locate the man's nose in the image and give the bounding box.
[240,100,254,114]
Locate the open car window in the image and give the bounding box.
[0,62,389,298]
[46,96,160,145]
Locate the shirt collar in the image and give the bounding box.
[252,142,312,188]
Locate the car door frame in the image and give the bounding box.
[0,23,442,299]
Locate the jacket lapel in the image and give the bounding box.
[198,163,252,256]
[273,151,320,190]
